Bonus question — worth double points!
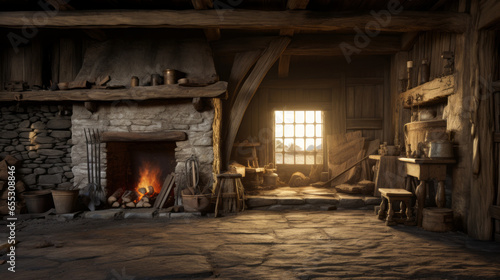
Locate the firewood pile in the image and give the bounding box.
[107,173,175,209]
[0,155,26,215]
[108,186,158,208]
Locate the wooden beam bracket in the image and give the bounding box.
[400,75,454,108]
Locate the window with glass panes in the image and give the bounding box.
[274,110,323,165]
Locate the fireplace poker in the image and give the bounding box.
[84,129,92,186]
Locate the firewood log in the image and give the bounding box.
[144,202,151,208]
[136,201,144,208]
[141,196,150,203]
[147,186,154,195]
[121,190,137,203]
[111,201,120,208]
[125,202,136,208]
[138,188,147,195]
[108,189,124,205]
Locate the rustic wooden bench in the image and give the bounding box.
[377,188,415,226]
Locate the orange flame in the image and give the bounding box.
[135,162,162,202]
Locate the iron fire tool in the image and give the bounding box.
[84,128,106,210]
[185,154,200,195]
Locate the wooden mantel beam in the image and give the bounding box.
[0,10,468,33]
[0,81,227,102]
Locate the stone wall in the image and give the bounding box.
[71,100,215,193]
[0,104,74,189]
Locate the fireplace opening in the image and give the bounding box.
[106,141,177,208]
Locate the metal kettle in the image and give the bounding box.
[427,139,454,158]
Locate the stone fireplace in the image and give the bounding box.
[71,99,218,204]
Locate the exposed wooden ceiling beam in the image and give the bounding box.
[191,0,220,41]
[0,10,468,33]
[287,0,310,10]
[212,35,401,56]
[45,0,107,41]
[399,0,452,51]
[478,0,500,29]
[224,37,291,165]
[401,31,420,51]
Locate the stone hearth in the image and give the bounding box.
[71,100,216,195]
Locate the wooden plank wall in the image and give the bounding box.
[0,35,85,89]
[234,57,391,167]
[407,32,456,89]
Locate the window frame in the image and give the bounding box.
[274,110,324,165]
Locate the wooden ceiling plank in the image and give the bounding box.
[478,0,500,29]
[224,37,291,165]
[192,0,220,41]
[400,0,454,51]
[212,35,400,56]
[287,0,310,10]
[0,10,469,33]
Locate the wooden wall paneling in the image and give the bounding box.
[391,51,408,146]
[9,46,24,82]
[58,38,82,83]
[225,36,291,165]
[383,69,392,143]
[25,39,43,87]
[51,40,60,84]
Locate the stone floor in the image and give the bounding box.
[246,185,381,210]
[2,209,500,279]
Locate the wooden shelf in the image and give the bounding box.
[0,81,227,102]
[401,75,454,108]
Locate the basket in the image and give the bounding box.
[181,193,211,212]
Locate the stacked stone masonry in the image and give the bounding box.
[0,105,74,190]
[71,100,215,193]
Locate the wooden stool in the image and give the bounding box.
[214,173,245,217]
[377,188,415,226]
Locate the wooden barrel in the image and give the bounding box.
[404,120,447,152]
[422,207,454,232]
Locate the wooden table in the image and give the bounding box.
[377,188,415,226]
[398,157,456,227]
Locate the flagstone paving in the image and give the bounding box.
[1,210,500,279]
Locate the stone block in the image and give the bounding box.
[48,166,64,174]
[58,182,73,189]
[1,131,18,139]
[37,149,64,156]
[338,194,365,209]
[23,173,37,185]
[47,119,71,129]
[15,145,25,152]
[34,136,55,144]
[34,168,46,175]
[50,131,71,138]
[39,174,62,184]
[31,121,46,129]
[18,120,30,128]
[83,209,123,219]
[246,196,277,208]
[64,172,74,179]
[18,132,30,138]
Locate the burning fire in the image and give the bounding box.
[135,162,162,202]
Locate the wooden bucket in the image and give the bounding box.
[404,120,447,151]
[422,207,454,232]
